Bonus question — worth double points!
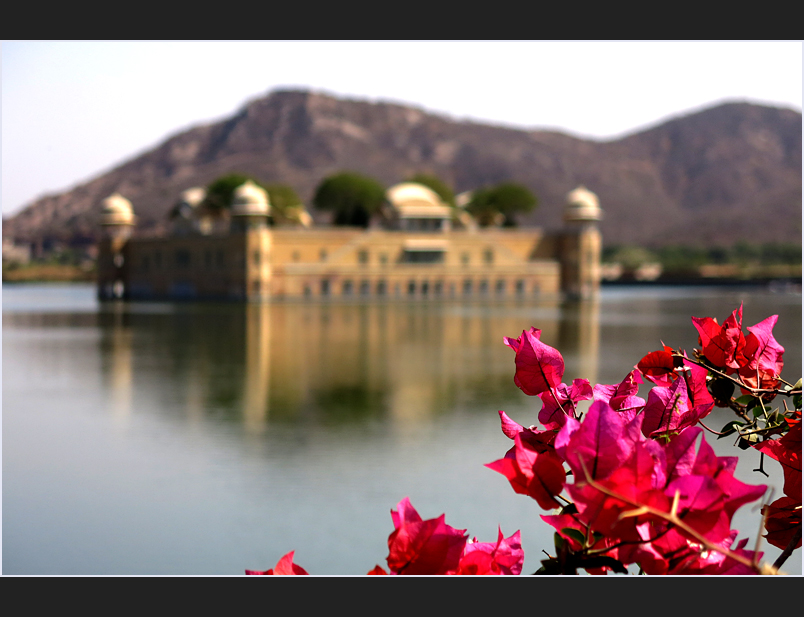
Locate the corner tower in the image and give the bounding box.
[230,181,272,301]
[560,186,602,300]
[97,193,136,300]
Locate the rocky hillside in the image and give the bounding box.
[4,90,801,248]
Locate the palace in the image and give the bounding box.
[97,181,602,302]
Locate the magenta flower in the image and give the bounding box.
[592,369,646,419]
[640,377,712,438]
[692,305,747,371]
[538,379,593,429]
[246,550,309,575]
[504,328,565,396]
[486,430,566,510]
[454,528,524,575]
[386,498,468,575]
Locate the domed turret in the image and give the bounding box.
[384,182,452,231]
[231,181,271,217]
[179,187,206,208]
[386,182,445,210]
[100,193,136,227]
[559,186,602,300]
[563,186,601,223]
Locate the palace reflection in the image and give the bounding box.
[100,298,601,430]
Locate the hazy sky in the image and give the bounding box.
[2,41,802,217]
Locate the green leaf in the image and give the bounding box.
[561,528,587,547]
[718,420,744,439]
[735,394,755,406]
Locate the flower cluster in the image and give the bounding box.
[247,306,800,575]
[247,498,524,576]
[488,308,799,574]
[370,497,524,575]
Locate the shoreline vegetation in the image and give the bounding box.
[601,242,801,283]
[3,240,800,286]
[2,264,799,287]
[2,263,96,283]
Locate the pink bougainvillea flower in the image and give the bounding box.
[558,408,767,567]
[246,550,309,575]
[540,514,588,552]
[538,379,592,429]
[562,401,644,483]
[663,438,768,546]
[495,410,557,455]
[497,409,527,439]
[637,528,763,575]
[691,305,747,371]
[569,436,669,540]
[741,314,785,378]
[738,367,783,398]
[640,378,712,438]
[663,426,705,482]
[754,423,802,501]
[386,498,468,575]
[681,358,715,412]
[637,346,677,387]
[761,496,802,551]
[504,328,564,396]
[641,379,690,438]
[454,528,524,575]
[486,431,566,510]
[592,370,646,419]
[736,315,784,397]
[367,564,389,575]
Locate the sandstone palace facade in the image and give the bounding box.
[97,182,602,302]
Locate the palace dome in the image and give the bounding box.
[179,187,206,208]
[100,193,136,226]
[564,186,602,222]
[231,181,270,216]
[386,182,452,218]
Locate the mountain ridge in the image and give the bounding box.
[4,89,801,248]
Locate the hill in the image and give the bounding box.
[4,90,801,248]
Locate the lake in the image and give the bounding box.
[2,282,801,575]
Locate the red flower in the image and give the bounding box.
[504,328,564,396]
[386,498,468,575]
[592,369,646,418]
[762,496,802,551]
[453,528,524,575]
[367,565,389,575]
[538,379,592,429]
[641,378,712,438]
[486,430,566,510]
[246,550,309,575]
[754,424,801,501]
[637,346,677,387]
[692,305,746,371]
[741,314,785,378]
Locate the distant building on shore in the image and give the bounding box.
[97,182,602,302]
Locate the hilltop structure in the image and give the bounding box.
[97,182,602,302]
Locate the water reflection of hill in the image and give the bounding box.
[91,300,600,430]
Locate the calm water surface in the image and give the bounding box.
[3,282,801,574]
